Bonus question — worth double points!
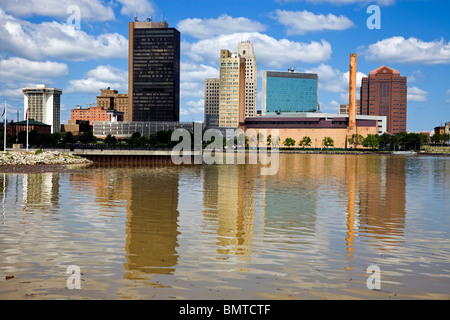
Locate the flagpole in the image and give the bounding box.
[3,101,6,154]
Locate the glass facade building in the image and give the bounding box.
[262,71,318,114]
[128,21,180,122]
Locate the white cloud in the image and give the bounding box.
[177,14,266,39]
[0,57,68,83]
[361,36,450,65]
[66,65,127,93]
[303,64,366,97]
[408,86,429,102]
[272,10,354,35]
[0,9,128,61]
[319,100,340,113]
[0,0,115,21]
[117,0,155,18]
[181,63,219,82]
[183,32,332,68]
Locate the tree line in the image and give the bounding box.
[1,128,448,151]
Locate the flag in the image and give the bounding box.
[25,107,28,120]
[1,103,5,118]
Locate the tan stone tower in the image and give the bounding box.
[237,41,257,118]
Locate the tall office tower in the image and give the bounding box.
[237,41,257,118]
[204,78,220,129]
[262,71,318,114]
[360,66,407,134]
[128,20,180,122]
[23,84,62,133]
[218,50,246,128]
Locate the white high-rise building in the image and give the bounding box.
[23,84,62,133]
[237,41,257,118]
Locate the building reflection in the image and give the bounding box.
[261,154,318,238]
[345,155,407,264]
[21,172,60,214]
[202,163,258,257]
[123,167,180,280]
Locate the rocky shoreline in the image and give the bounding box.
[0,151,93,173]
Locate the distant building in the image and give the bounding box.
[434,126,445,135]
[22,84,62,133]
[360,66,407,134]
[8,119,52,135]
[61,120,92,136]
[71,105,124,125]
[340,100,361,115]
[93,121,195,139]
[218,49,246,128]
[204,78,220,129]
[262,71,318,115]
[237,41,257,118]
[128,20,180,122]
[242,111,386,148]
[96,88,129,121]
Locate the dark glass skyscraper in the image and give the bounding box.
[128,21,180,122]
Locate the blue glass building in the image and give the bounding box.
[262,71,318,114]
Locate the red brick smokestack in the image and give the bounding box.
[349,53,357,130]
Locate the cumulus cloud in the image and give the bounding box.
[0,57,68,83]
[177,14,267,39]
[66,65,127,93]
[0,0,115,21]
[408,86,429,102]
[117,0,155,18]
[361,36,450,65]
[0,9,128,61]
[272,9,354,35]
[183,32,332,68]
[303,64,366,96]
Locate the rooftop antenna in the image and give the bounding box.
[134,12,139,22]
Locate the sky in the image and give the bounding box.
[0,0,449,132]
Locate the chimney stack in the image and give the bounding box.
[348,53,357,131]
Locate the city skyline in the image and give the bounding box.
[0,0,449,132]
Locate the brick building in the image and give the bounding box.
[360,66,407,134]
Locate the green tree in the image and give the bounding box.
[104,134,117,145]
[283,137,296,148]
[362,134,380,150]
[348,133,364,149]
[63,131,76,144]
[322,136,334,149]
[299,136,311,148]
[77,131,96,144]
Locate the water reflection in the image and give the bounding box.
[0,154,449,299]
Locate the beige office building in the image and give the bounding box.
[237,41,257,118]
[204,78,220,128]
[218,49,246,128]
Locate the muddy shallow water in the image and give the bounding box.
[1,154,449,300]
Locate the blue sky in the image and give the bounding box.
[0,0,449,132]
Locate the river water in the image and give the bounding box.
[0,154,449,300]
